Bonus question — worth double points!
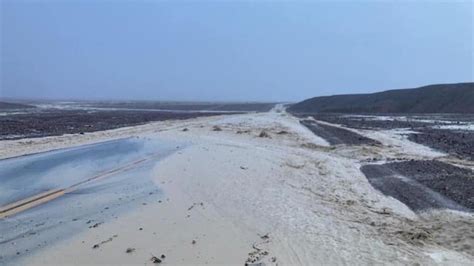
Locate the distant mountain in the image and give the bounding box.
[288,83,474,114]
[0,101,35,110]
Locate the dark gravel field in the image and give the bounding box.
[81,101,276,112]
[293,113,444,130]
[361,160,474,212]
[293,113,474,160]
[409,129,474,160]
[0,109,239,140]
[300,120,380,146]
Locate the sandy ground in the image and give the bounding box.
[2,108,473,265]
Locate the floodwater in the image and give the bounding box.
[0,137,184,264]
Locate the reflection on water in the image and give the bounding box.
[0,137,183,265]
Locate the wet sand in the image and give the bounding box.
[0,138,183,264]
[1,107,473,265]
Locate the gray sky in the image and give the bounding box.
[1,1,473,102]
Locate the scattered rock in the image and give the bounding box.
[258,131,271,138]
[182,128,189,132]
[150,255,162,264]
[188,202,204,211]
[92,244,100,249]
[161,254,166,259]
[345,200,356,206]
[240,166,248,170]
[192,240,196,245]
[89,222,102,229]
[276,130,289,135]
[237,130,251,134]
[212,125,222,131]
[125,247,135,253]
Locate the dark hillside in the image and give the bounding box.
[288,83,474,114]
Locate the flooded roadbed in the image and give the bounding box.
[0,137,184,264]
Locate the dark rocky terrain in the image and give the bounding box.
[0,101,35,110]
[300,120,380,145]
[289,83,474,114]
[294,113,474,160]
[0,102,276,140]
[82,101,276,112]
[409,128,474,160]
[295,113,438,130]
[0,109,238,140]
[362,160,474,211]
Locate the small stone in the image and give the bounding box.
[150,256,162,264]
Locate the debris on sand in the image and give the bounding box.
[300,142,335,151]
[182,128,189,132]
[395,228,432,245]
[125,247,135,253]
[91,235,118,249]
[187,202,204,211]
[237,130,251,134]
[284,162,305,169]
[191,240,196,245]
[240,166,248,170]
[212,125,222,131]
[258,233,270,240]
[89,222,102,229]
[276,130,289,135]
[150,255,162,264]
[258,131,271,138]
[161,254,166,259]
[245,244,271,265]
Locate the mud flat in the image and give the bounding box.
[300,119,379,145]
[361,160,474,212]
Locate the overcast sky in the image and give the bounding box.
[1,1,472,102]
